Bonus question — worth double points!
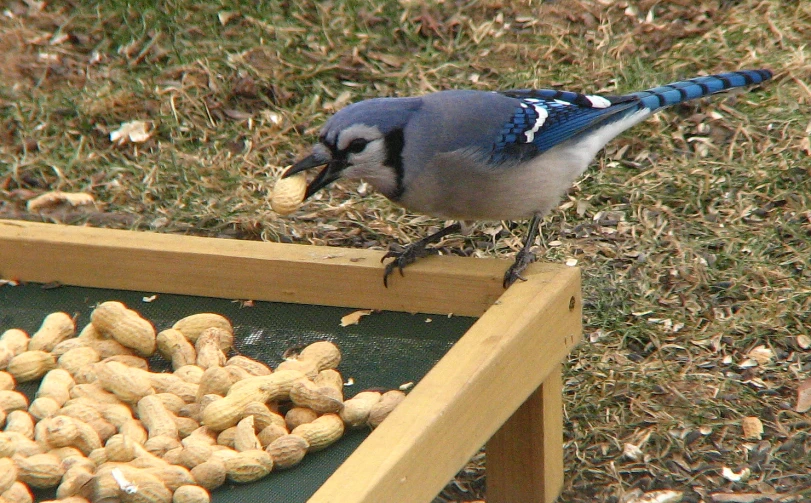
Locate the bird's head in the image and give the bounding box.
[282,96,422,200]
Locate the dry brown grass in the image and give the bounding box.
[1,0,809,501]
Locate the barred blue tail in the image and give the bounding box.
[630,69,773,112]
[492,69,772,158]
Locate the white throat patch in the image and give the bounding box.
[341,138,398,196]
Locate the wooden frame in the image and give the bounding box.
[0,219,581,503]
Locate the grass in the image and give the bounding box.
[1,0,810,501]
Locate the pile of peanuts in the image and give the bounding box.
[0,301,406,503]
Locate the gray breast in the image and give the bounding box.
[395,91,559,220]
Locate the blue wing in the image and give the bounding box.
[491,90,638,162]
[490,69,772,163]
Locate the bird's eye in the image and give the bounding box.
[346,138,368,154]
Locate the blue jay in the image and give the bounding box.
[283,69,772,287]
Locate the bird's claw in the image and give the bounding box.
[503,247,536,288]
[381,243,435,287]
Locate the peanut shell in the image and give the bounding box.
[28,312,75,352]
[174,365,204,384]
[190,459,226,490]
[216,427,237,448]
[233,415,261,452]
[195,328,227,369]
[202,370,305,431]
[43,415,102,454]
[225,355,271,376]
[173,485,210,503]
[96,361,154,403]
[147,373,198,402]
[58,347,101,383]
[138,394,179,439]
[178,442,213,469]
[162,446,184,465]
[313,369,344,395]
[101,354,149,370]
[0,371,14,390]
[7,350,57,382]
[240,402,284,431]
[275,358,318,379]
[156,329,197,370]
[49,446,85,461]
[69,383,123,405]
[0,341,13,370]
[368,389,407,428]
[17,452,65,488]
[182,426,218,447]
[195,367,232,401]
[99,402,136,427]
[742,416,764,440]
[265,434,309,469]
[5,430,43,456]
[119,467,173,503]
[143,464,195,492]
[144,434,181,458]
[55,465,94,500]
[0,432,15,457]
[105,433,138,462]
[223,449,273,483]
[290,378,343,414]
[298,341,341,370]
[340,391,382,428]
[77,323,136,358]
[0,328,29,355]
[5,409,35,438]
[2,482,33,503]
[50,338,85,358]
[285,406,318,430]
[37,368,74,406]
[271,172,307,215]
[0,390,28,411]
[175,416,200,438]
[0,457,17,494]
[291,413,344,451]
[172,314,232,344]
[90,301,156,356]
[257,423,288,448]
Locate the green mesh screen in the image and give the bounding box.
[0,283,476,503]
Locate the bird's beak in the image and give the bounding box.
[282,151,344,200]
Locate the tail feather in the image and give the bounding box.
[494,69,772,159]
[630,69,773,111]
[556,69,772,164]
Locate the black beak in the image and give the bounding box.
[283,152,343,200]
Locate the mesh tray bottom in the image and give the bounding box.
[0,283,476,503]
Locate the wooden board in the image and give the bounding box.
[309,261,581,502]
[0,219,582,502]
[0,219,512,317]
[487,365,564,503]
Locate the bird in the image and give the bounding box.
[283,69,773,288]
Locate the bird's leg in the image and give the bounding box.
[382,222,462,287]
[503,214,542,288]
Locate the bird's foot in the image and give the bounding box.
[381,242,437,287]
[503,247,536,288]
